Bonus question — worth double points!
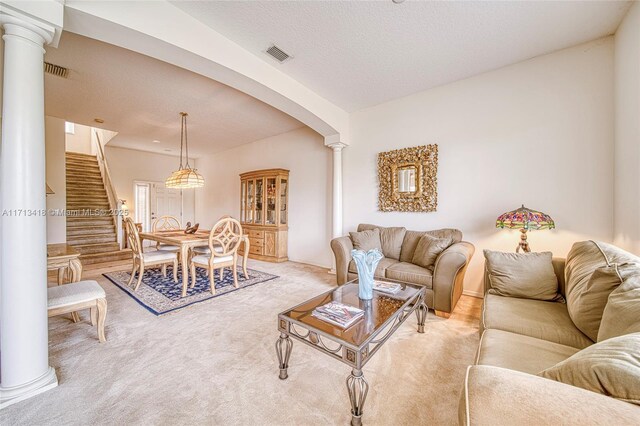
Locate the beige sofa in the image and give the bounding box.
[459,242,640,425]
[330,224,474,317]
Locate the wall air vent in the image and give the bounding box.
[44,61,69,78]
[265,45,291,63]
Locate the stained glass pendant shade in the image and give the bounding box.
[496,205,555,252]
[165,112,205,189]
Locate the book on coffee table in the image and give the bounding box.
[373,281,402,294]
[312,301,364,329]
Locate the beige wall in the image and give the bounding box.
[614,3,640,255]
[65,122,93,155]
[346,38,615,297]
[105,145,196,225]
[195,127,332,268]
[45,116,67,243]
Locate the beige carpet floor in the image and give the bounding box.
[0,260,481,425]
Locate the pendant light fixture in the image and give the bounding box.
[165,112,204,189]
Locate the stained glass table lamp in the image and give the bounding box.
[496,205,555,252]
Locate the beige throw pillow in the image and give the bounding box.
[349,228,382,253]
[484,250,561,301]
[598,275,640,342]
[569,264,634,342]
[412,234,452,269]
[539,333,640,405]
[379,227,406,260]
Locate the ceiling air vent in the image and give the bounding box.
[265,45,291,63]
[44,61,69,78]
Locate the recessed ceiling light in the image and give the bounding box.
[152,140,161,144]
[94,118,104,124]
[392,0,405,3]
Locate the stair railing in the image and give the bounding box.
[93,132,124,249]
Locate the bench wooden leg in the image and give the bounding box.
[96,298,107,343]
[90,306,97,326]
[71,311,80,323]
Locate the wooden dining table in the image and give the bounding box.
[139,230,250,297]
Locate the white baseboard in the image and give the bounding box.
[287,258,332,271]
[463,289,484,299]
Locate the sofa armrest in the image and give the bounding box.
[459,365,639,426]
[330,236,353,285]
[432,241,474,313]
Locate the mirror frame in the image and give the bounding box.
[377,144,438,212]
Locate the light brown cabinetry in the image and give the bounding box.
[240,169,289,262]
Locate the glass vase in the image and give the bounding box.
[351,248,383,300]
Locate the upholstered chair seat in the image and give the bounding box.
[192,246,223,255]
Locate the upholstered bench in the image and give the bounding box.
[48,280,107,343]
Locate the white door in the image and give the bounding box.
[151,184,183,227]
[134,182,183,247]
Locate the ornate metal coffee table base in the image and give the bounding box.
[346,368,369,426]
[276,282,427,425]
[276,333,292,380]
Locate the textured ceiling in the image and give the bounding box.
[44,32,304,157]
[172,1,632,112]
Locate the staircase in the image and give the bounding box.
[65,152,131,265]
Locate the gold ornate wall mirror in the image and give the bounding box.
[378,145,438,212]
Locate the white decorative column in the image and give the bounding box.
[328,141,347,239]
[0,2,63,409]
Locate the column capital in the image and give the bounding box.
[328,142,347,152]
[324,133,348,150]
[0,0,63,47]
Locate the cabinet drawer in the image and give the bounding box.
[248,237,264,248]
[249,245,264,255]
[247,229,264,239]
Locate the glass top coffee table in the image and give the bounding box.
[276,279,427,426]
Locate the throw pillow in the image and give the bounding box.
[598,274,640,342]
[349,228,382,253]
[378,227,406,260]
[412,234,452,269]
[539,333,640,405]
[399,228,462,263]
[569,263,635,342]
[484,250,561,301]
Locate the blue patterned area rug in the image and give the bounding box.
[103,265,278,316]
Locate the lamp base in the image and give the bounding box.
[516,228,531,253]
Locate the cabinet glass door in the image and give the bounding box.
[266,177,277,225]
[241,181,247,223]
[280,178,288,225]
[255,178,264,224]
[247,179,254,223]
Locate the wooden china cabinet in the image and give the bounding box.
[239,169,289,262]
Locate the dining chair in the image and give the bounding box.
[152,215,181,253]
[125,217,178,290]
[189,217,243,294]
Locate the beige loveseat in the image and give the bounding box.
[459,241,640,425]
[330,224,474,317]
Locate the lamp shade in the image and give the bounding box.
[165,168,204,189]
[496,205,555,230]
